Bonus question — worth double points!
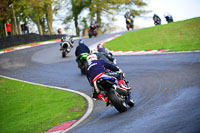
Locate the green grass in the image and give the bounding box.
[0,77,85,133]
[105,17,200,52]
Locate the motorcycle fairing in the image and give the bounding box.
[80,53,89,62]
[99,76,115,82]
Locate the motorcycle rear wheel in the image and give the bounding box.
[131,24,134,30]
[107,89,127,113]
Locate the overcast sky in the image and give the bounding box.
[52,0,200,34]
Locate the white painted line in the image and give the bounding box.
[15,46,32,50]
[0,51,5,54]
[0,75,94,133]
[40,41,55,45]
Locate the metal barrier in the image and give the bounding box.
[0,33,65,49]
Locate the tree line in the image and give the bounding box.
[0,0,147,37]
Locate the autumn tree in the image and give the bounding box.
[45,0,61,34]
[63,0,88,36]
[0,0,10,36]
[0,0,59,35]
[45,2,54,34]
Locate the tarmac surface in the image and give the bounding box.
[0,32,200,133]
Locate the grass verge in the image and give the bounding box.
[0,77,85,133]
[105,17,200,52]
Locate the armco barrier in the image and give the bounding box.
[0,34,65,49]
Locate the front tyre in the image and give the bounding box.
[89,30,93,38]
[127,99,134,107]
[81,68,85,75]
[107,89,127,113]
[62,51,66,58]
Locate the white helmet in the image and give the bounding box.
[87,54,97,63]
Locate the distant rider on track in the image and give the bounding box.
[75,39,90,57]
[164,12,173,23]
[124,11,135,30]
[60,35,74,52]
[75,39,90,73]
[93,43,117,66]
[153,14,161,25]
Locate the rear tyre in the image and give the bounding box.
[107,89,127,113]
[131,24,134,30]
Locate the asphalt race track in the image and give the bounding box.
[0,32,200,133]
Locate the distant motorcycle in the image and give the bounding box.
[165,16,173,23]
[126,18,134,30]
[76,53,89,74]
[154,18,161,25]
[88,24,98,38]
[96,75,134,113]
[60,36,74,58]
[153,14,161,25]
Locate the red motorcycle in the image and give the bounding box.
[88,24,98,38]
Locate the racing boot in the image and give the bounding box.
[92,92,99,100]
[94,93,109,106]
[92,92,106,100]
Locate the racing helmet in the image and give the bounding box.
[79,39,84,45]
[87,54,97,63]
[97,43,104,50]
[164,12,170,17]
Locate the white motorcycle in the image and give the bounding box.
[60,36,74,58]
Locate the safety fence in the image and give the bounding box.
[0,34,66,49]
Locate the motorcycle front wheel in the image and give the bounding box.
[62,51,66,58]
[107,89,127,113]
[89,30,93,38]
[127,99,134,107]
[126,24,130,31]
